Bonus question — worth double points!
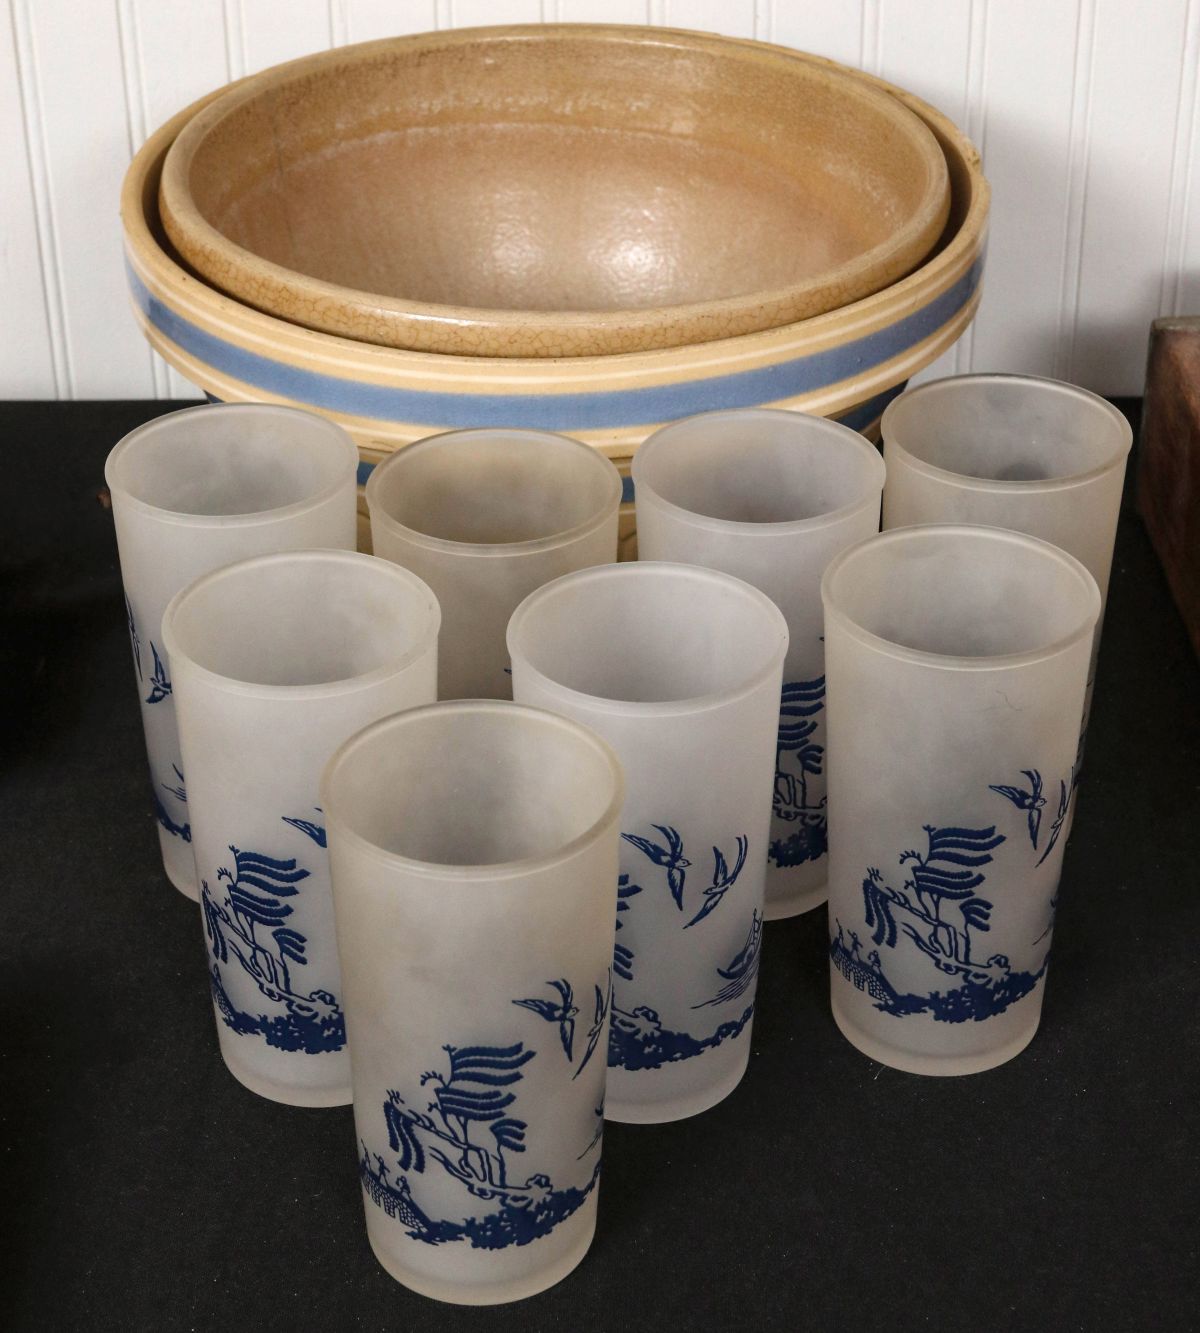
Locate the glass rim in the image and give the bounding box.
[103,402,359,526]
[506,560,790,715]
[365,427,623,557]
[162,549,441,698]
[820,523,1102,671]
[880,373,1133,493]
[631,407,887,535]
[320,699,626,882]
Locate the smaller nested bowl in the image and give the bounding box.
[158,24,950,359]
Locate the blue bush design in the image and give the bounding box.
[608,1001,756,1071]
[202,824,344,1054]
[359,1038,599,1249]
[830,822,1048,1023]
[770,676,828,869]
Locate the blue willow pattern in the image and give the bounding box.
[989,768,1071,867]
[202,817,345,1053]
[128,599,190,841]
[125,595,142,682]
[608,826,756,1070]
[512,973,612,1082]
[359,1034,601,1250]
[125,597,171,703]
[613,874,642,982]
[282,810,327,847]
[769,676,828,869]
[830,822,1049,1023]
[144,643,173,704]
[155,764,191,843]
[127,598,190,841]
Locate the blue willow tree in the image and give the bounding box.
[386,1043,536,1195]
[862,824,1006,977]
[202,847,311,1000]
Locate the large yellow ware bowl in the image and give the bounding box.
[158,25,951,359]
[120,30,988,558]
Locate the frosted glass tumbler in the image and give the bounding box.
[633,408,885,919]
[508,563,788,1123]
[821,525,1101,1075]
[163,550,440,1106]
[105,404,358,898]
[366,429,622,699]
[881,374,1131,754]
[323,702,623,1305]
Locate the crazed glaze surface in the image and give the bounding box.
[159,25,950,357]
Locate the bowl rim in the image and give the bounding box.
[156,23,952,356]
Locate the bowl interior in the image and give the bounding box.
[172,28,947,318]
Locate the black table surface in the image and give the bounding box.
[2,399,1197,1332]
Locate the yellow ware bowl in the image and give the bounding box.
[120,35,988,558]
[158,25,951,359]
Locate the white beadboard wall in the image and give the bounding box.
[2,0,1198,400]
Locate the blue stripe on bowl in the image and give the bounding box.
[347,385,902,491]
[130,259,980,431]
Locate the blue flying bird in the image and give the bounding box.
[145,642,173,704]
[989,769,1047,848]
[685,835,749,929]
[513,979,578,1060]
[577,1105,605,1160]
[622,824,691,910]
[572,974,611,1080]
[125,596,142,681]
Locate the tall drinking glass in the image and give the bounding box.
[508,562,788,1123]
[881,374,1131,758]
[323,701,623,1305]
[633,408,885,918]
[105,404,358,897]
[366,429,621,699]
[163,550,440,1105]
[821,525,1100,1075]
